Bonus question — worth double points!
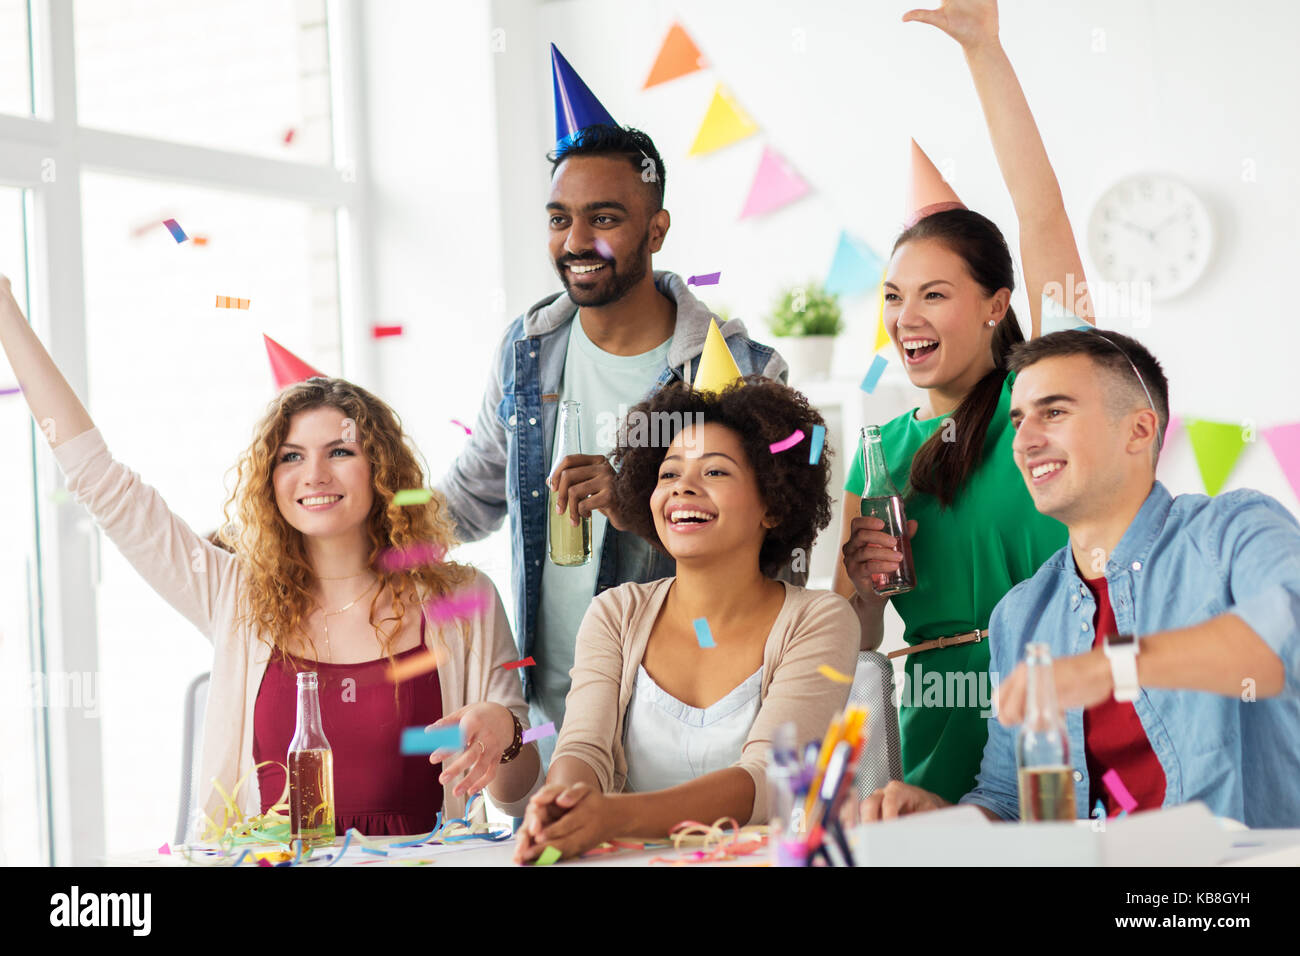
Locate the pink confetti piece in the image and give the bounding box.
[157,842,170,855]
[1101,768,1139,813]
[687,271,721,286]
[593,238,614,260]
[257,857,272,867]
[283,127,296,145]
[522,721,556,745]
[372,324,403,338]
[450,418,472,435]
[423,589,491,625]
[377,542,446,573]
[768,429,805,454]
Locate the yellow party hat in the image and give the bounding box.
[693,318,745,394]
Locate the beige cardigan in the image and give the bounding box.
[52,427,542,831]
[552,578,859,825]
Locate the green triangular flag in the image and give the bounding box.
[1185,419,1248,495]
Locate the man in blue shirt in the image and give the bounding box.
[858,329,1300,827]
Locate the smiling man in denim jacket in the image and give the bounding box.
[858,329,1300,827]
[436,126,788,757]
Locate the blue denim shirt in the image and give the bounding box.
[436,272,788,700]
[959,481,1300,827]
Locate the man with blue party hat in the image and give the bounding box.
[437,44,790,760]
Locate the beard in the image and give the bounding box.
[556,231,650,308]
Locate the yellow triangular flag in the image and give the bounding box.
[687,84,758,156]
[693,318,745,394]
[873,281,890,352]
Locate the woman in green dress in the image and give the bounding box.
[833,0,1093,806]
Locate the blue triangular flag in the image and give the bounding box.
[552,43,617,151]
[825,231,885,299]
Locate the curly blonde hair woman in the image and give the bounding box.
[0,276,542,836]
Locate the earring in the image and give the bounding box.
[987,319,996,327]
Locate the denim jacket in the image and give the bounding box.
[959,481,1300,827]
[435,271,788,699]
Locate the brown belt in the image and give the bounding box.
[887,628,988,659]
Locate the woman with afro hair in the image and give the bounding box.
[515,377,858,862]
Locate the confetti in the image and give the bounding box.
[809,424,826,465]
[372,324,403,338]
[423,590,491,625]
[502,656,535,670]
[687,272,721,286]
[0,386,21,397]
[522,721,556,745]
[1100,768,1139,813]
[162,218,188,243]
[216,295,251,309]
[256,858,272,867]
[377,541,446,573]
[392,488,433,506]
[860,355,888,394]
[693,617,715,648]
[593,237,614,260]
[450,419,472,435]
[768,429,805,454]
[535,845,562,866]
[388,648,444,684]
[157,842,170,856]
[283,127,296,145]
[192,236,209,246]
[818,664,852,684]
[399,723,464,756]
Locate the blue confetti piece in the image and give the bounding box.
[693,617,716,648]
[809,424,826,465]
[860,355,888,394]
[399,723,464,755]
[162,218,188,243]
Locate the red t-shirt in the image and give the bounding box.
[1081,574,1166,816]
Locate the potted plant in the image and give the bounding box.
[766,282,844,382]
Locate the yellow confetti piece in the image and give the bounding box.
[216,295,250,309]
[535,845,562,866]
[392,488,433,506]
[819,664,852,684]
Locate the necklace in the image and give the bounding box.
[319,576,379,661]
[315,570,372,581]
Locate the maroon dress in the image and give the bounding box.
[253,615,444,835]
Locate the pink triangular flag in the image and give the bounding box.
[158,842,171,855]
[740,146,810,218]
[1264,423,1300,502]
[1162,414,1182,450]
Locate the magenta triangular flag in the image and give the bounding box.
[1264,423,1300,502]
[1162,414,1182,450]
[740,146,810,218]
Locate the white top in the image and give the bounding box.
[623,664,764,793]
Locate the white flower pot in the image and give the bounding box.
[777,335,837,384]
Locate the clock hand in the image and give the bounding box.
[1118,220,1153,241]
[1151,212,1181,235]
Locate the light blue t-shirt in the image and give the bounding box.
[532,316,672,757]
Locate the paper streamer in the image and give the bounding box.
[769,429,805,454]
[1100,768,1139,813]
[392,488,433,506]
[687,272,721,286]
[818,664,852,684]
[535,845,563,866]
[399,724,464,755]
[693,617,715,648]
[809,424,826,465]
[216,295,250,309]
[522,721,556,745]
[648,817,770,866]
[860,355,888,394]
[502,657,535,670]
[450,418,473,435]
[376,541,446,572]
[423,590,491,625]
[372,324,403,338]
[162,218,188,243]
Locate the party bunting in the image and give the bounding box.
[1264,423,1300,501]
[825,231,885,299]
[739,146,810,218]
[688,84,758,156]
[643,21,707,88]
[1185,419,1249,496]
[1162,414,1182,451]
[263,334,325,390]
[693,318,744,394]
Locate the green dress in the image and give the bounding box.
[844,372,1066,803]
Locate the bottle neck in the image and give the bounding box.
[1024,649,1062,729]
[859,429,899,498]
[553,402,583,467]
[293,679,328,749]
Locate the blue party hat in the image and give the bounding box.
[552,43,617,151]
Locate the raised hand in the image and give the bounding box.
[902,0,1000,51]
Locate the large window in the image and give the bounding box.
[0,0,366,864]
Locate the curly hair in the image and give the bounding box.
[219,377,471,665]
[610,377,832,578]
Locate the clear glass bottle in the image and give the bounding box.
[1015,643,1077,822]
[857,425,916,595]
[767,722,807,866]
[548,400,592,566]
[288,671,336,848]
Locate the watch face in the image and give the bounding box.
[1087,175,1213,301]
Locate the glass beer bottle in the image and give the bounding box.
[857,426,916,596]
[288,671,336,848]
[1016,643,1077,822]
[548,400,592,566]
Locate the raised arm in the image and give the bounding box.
[904,1,1094,333]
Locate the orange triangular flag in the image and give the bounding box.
[263,334,325,390]
[644,21,707,88]
[906,139,965,228]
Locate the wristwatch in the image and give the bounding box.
[1103,633,1140,703]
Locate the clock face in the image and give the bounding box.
[1087,174,1213,301]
